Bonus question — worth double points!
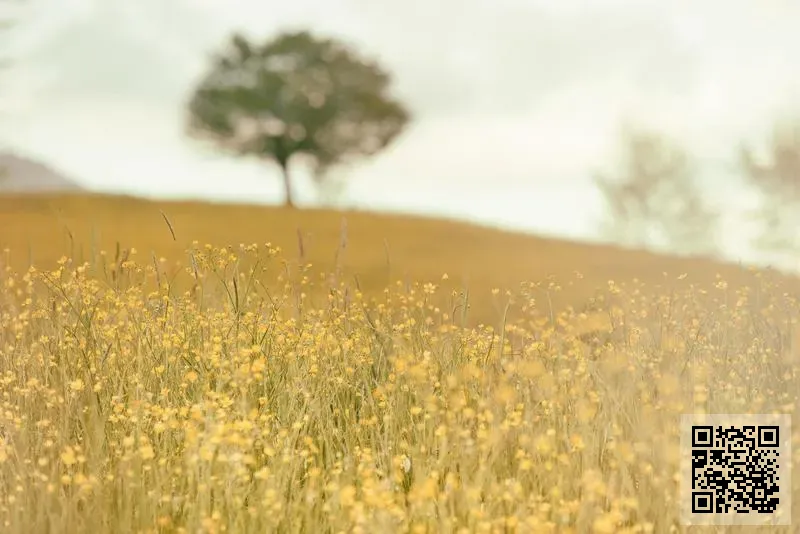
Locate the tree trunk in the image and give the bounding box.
[279,161,295,208]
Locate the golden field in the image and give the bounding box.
[1,193,800,532]
[0,193,794,328]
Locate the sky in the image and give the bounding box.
[2,0,800,267]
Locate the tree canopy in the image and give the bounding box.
[740,121,800,257]
[595,126,719,256]
[186,30,410,207]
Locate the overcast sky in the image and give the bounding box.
[2,0,800,266]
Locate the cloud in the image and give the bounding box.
[17,0,800,127]
[17,0,211,106]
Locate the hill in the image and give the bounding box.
[5,194,800,532]
[0,152,83,193]
[0,192,796,327]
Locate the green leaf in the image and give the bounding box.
[186,30,411,207]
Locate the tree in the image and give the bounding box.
[186,30,410,208]
[0,1,18,67]
[595,126,719,256]
[0,0,30,73]
[740,120,800,261]
[0,0,29,175]
[0,1,25,89]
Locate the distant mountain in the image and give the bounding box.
[0,152,83,193]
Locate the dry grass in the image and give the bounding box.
[0,193,799,532]
[0,193,794,327]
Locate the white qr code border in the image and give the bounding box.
[680,414,792,526]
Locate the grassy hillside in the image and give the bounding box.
[0,193,793,327]
[2,193,800,532]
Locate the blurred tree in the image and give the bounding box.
[0,0,28,69]
[186,30,410,208]
[0,2,15,65]
[740,121,800,258]
[595,126,719,256]
[0,0,28,174]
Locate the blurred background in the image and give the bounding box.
[2,0,800,271]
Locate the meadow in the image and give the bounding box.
[1,194,799,533]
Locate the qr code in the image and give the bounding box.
[681,414,792,526]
